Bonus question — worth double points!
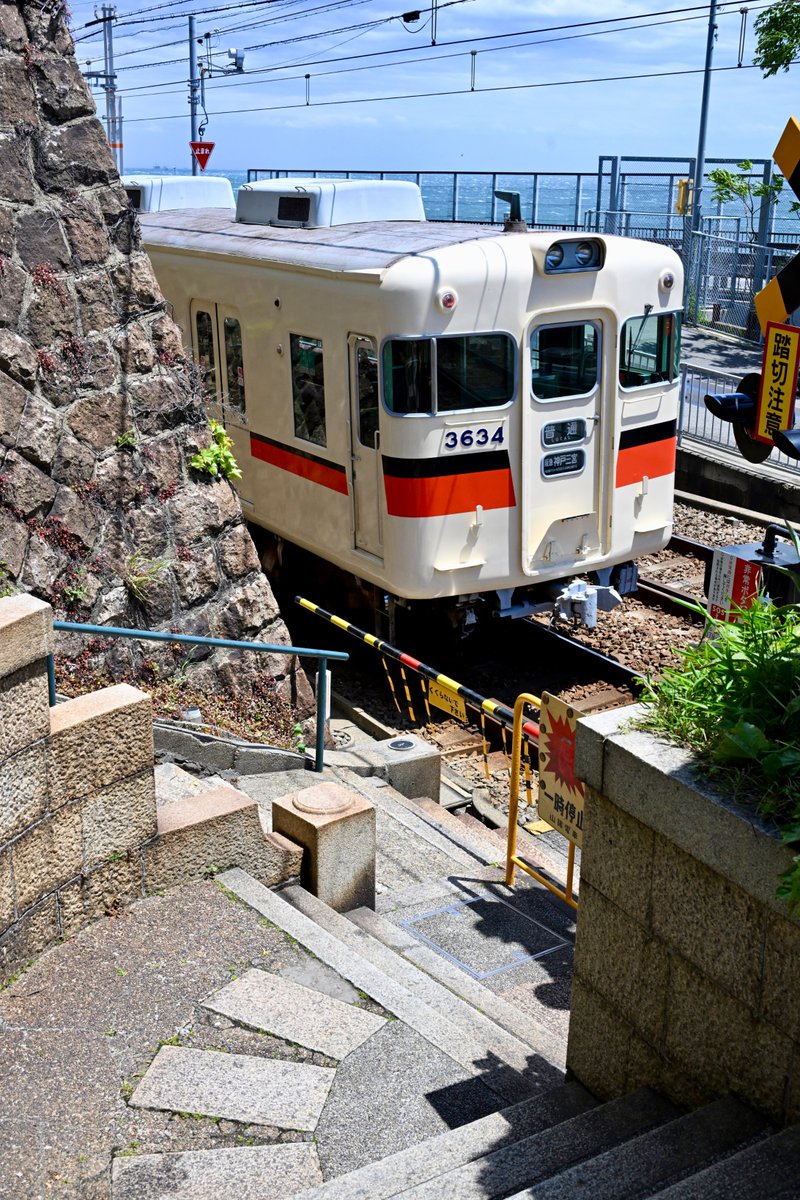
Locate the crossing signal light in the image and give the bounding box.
[703,392,757,423]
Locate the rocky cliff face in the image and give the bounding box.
[0,1,309,708]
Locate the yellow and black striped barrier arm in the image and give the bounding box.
[755,117,800,333]
[296,596,540,746]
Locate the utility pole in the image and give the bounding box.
[189,15,200,175]
[692,0,718,234]
[83,5,123,173]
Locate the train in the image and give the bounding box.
[138,177,684,637]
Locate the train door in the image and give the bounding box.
[347,334,383,560]
[523,317,606,567]
[190,301,252,504]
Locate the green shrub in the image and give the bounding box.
[190,420,242,481]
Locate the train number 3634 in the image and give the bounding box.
[443,426,505,451]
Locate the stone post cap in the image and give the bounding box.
[0,593,53,677]
[282,782,373,826]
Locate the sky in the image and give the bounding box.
[68,0,800,174]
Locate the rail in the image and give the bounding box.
[295,597,540,754]
[47,621,348,773]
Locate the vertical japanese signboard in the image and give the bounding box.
[756,322,800,444]
[537,692,584,848]
[706,549,762,622]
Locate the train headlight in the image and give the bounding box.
[436,288,458,312]
[660,271,676,290]
[543,239,604,273]
[574,241,595,267]
[545,244,564,271]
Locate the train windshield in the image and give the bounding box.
[382,334,515,414]
[530,322,599,400]
[619,312,681,388]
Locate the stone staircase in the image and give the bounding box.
[109,763,800,1199]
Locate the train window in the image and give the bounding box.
[291,334,327,447]
[530,323,599,400]
[195,310,217,398]
[383,339,433,415]
[383,335,514,414]
[355,337,379,446]
[223,317,246,412]
[619,312,681,388]
[437,335,515,411]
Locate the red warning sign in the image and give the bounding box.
[190,141,215,171]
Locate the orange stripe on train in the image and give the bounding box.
[251,435,349,496]
[384,468,516,518]
[615,436,677,489]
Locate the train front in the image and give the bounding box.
[375,227,684,630]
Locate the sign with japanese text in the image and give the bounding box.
[537,692,584,848]
[756,322,800,444]
[190,140,215,171]
[427,680,467,722]
[707,549,762,622]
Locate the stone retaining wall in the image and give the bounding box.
[568,706,800,1126]
[0,593,302,983]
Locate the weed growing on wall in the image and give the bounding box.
[636,586,800,907]
[190,420,242,481]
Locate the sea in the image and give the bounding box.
[129,165,800,241]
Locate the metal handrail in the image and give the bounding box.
[47,621,348,773]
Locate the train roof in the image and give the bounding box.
[138,208,512,275]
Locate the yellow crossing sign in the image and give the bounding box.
[755,117,800,332]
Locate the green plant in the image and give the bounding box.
[115,429,137,450]
[190,420,242,481]
[0,561,16,599]
[636,584,800,908]
[292,722,306,754]
[124,549,167,604]
[707,160,794,241]
[754,0,800,76]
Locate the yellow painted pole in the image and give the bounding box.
[505,692,540,887]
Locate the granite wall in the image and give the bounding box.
[568,705,800,1127]
[0,0,309,708]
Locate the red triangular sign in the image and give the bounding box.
[190,140,215,171]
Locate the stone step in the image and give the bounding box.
[218,869,557,1104]
[202,965,386,1059]
[291,1083,597,1200]
[502,1095,769,1199]
[129,1044,335,1131]
[386,1087,680,1199]
[281,883,557,1081]
[647,1124,800,1198]
[112,1141,323,1200]
[347,905,565,1068]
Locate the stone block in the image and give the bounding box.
[48,684,153,803]
[272,782,375,913]
[0,851,14,933]
[0,593,52,679]
[144,787,302,893]
[651,833,766,1009]
[81,770,157,870]
[664,954,792,1122]
[11,803,82,913]
[578,788,655,915]
[565,975,632,1102]
[0,659,50,763]
[573,881,669,1046]
[624,1031,715,1112]
[761,912,800,1043]
[79,854,143,921]
[0,742,48,844]
[0,895,59,985]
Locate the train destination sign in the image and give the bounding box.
[542,419,587,447]
[541,450,585,477]
[755,322,800,444]
[190,141,215,171]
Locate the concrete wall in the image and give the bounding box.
[568,706,800,1126]
[676,446,800,524]
[0,593,302,984]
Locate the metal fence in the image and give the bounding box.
[678,362,800,477]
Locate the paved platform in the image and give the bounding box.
[681,326,763,377]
